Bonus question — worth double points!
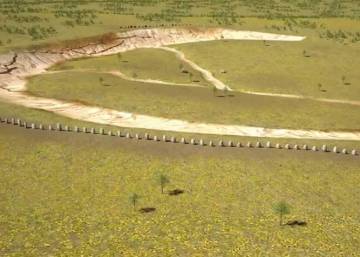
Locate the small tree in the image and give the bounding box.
[117,53,122,61]
[213,86,217,96]
[159,174,170,194]
[342,75,346,84]
[318,83,322,91]
[273,201,291,226]
[223,87,228,97]
[129,193,140,210]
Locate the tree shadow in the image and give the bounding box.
[139,207,156,213]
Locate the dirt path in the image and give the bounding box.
[108,70,205,88]
[157,46,232,91]
[46,69,206,88]
[1,27,359,141]
[238,90,360,107]
[1,88,359,141]
[157,46,360,107]
[48,69,360,107]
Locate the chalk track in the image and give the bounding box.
[1,27,359,141]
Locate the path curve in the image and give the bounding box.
[1,27,360,141]
[0,88,359,141]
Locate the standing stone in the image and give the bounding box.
[284,144,290,150]
[256,142,262,148]
[266,141,271,148]
[126,132,131,139]
[351,149,357,156]
[322,145,327,152]
[190,139,196,145]
[144,133,149,140]
[275,143,281,149]
[199,139,204,146]
[293,145,299,150]
[17,119,21,126]
[219,140,224,147]
[90,128,95,134]
[162,135,167,142]
[236,142,242,148]
[108,131,113,136]
[99,128,105,135]
[153,135,159,141]
[135,133,140,139]
[228,141,233,147]
[117,131,122,137]
[209,141,214,147]
[4,118,8,124]
[24,122,28,128]
[333,146,338,153]
[11,118,15,124]
[39,124,43,130]
[56,123,61,131]
[31,123,35,129]
[83,127,88,133]
[180,137,186,144]
[171,137,176,143]
[48,125,53,131]
[247,142,252,148]
[342,149,348,154]
[64,125,69,132]
[74,126,79,132]
[303,145,308,150]
[312,146,317,151]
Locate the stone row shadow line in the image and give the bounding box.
[0,117,358,156]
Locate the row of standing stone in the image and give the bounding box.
[0,117,358,156]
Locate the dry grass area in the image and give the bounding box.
[0,125,359,256]
[26,71,360,132]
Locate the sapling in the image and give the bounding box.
[273,201,291,226]
[159,174,170,194]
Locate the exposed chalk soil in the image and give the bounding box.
[1,27,359,141]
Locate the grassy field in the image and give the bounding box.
[27,71,360,131]
[2,2,360,256]
[0,124,359,256]
[51,48,209,86]
[1,1,359,53]
[174,19,360,101]
[176,38,360,101]
[1,100,359,151]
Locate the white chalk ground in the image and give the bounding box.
[0,27,359,141]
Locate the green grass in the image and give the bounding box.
[51,48,209,86]
[1,0,359,54]
[174,21,360,101]
[0,100,116,131]
[26,71,360,132]
[1,100,359,151]
[0,125,359,256]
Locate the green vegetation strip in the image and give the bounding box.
[0,118,358,156]
[1,98,359,151]
[51,48,209,86]
[27,71,360,132]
